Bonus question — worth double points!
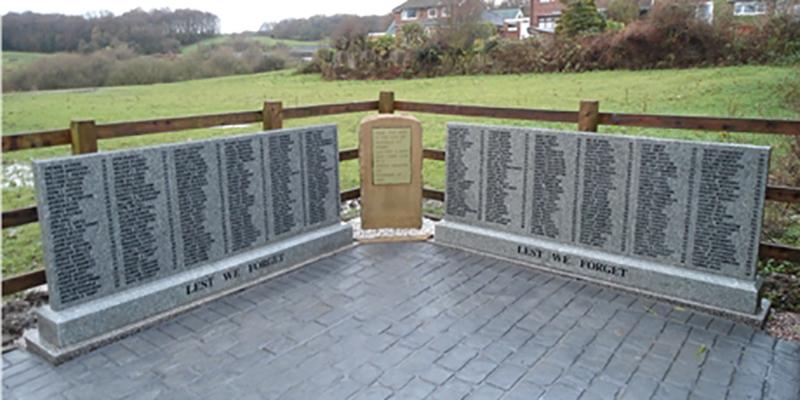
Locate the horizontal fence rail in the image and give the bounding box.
[3,102,380,153]
[3,93,799,296]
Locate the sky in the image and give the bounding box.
[1,0,402,33]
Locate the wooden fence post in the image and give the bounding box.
[70,120,98,155]
[578,100,600,132]
[263,101,283,130]
[379,91,395,114]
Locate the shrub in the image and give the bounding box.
[556,0,607,37]
[3,39,290,91]
[310,3,800,81]
[607,0,640,24]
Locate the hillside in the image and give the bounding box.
[2,51,47,72]
[181,35,323,54]
[2,66,798,277]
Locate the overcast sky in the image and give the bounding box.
[1,1,403,33]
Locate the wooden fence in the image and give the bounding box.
[3,91,799,295]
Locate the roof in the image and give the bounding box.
[393,0,444,12]
[386,20,397,35]
[481,8,523,26]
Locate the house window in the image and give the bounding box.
[696,1,714,23]
[428,8,438,18]
[538,16,558,30]
[402,9,418,20]
[734,1,767,16]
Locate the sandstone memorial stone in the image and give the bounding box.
[358,114,423,229]
[26,125,352,363]
[436,123,770,320]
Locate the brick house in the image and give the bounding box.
[530,0,656,33]
[529,0,739,33]
[386,0,529,39]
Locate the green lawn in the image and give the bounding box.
[2,66,798,278]
[2,51,47,72]
[181,35,322,54]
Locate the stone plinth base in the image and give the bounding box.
[26,223,353,364]
[435,221,769,325]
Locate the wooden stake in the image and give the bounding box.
[70,120,98,155]
[379,91,395,114]
[578,100,600,132]
[263,101,283,130]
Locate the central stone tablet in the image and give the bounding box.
[358,114,423,229]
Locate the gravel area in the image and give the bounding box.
[2,163,33,189]
[347,217,435,241]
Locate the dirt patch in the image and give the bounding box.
[767,311,800,342]
[2,290,48,350]
[762,272,800,313]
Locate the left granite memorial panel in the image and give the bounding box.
[29,125,352,362]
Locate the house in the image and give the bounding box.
[390,0,457,34]
[384,1,528,39]
[529,0,724,33]
[530,0,655,33]
[730,0,800,16]
[482,8,532,39]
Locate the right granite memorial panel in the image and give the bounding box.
[439,123,770,317]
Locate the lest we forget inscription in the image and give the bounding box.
[436,123,770,316]
[29,125,352,361]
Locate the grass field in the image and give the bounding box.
[2,66,798,278]
[2,51,47,72]
[181,35,322,53]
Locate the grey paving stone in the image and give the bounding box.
[3,243,797,400]
[541,382,584,400]
[485,363,526,390]
[437,345,478,372]
[419,364,454,386]
[393,377,436,400]
[467,384,505,400]
[350,385,393,400]
[430,378,473,400]
[350,363,382,385]
[456,356,498,384]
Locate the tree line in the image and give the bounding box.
[260,14,392,41]
[2,9,219,54]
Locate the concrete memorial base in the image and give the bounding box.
[25,223,352,364]
[435,221,770,325]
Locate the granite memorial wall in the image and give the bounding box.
[436,123,770,317]
[28,125,352,361]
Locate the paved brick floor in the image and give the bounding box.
[3,242,800,400]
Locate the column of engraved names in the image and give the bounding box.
[691,148,746,272]
[269,135,301,235]
[304,129,334,225]
[224,139,261,252]
[446,127,478,218]
[112,154,162,285]
[633,143,678,260]
[530,135,567,239]
[745,153,767,277]
[578,138,617,248]
[483,130,517,226]
[174,146,215,267]
[42,162,102,305]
